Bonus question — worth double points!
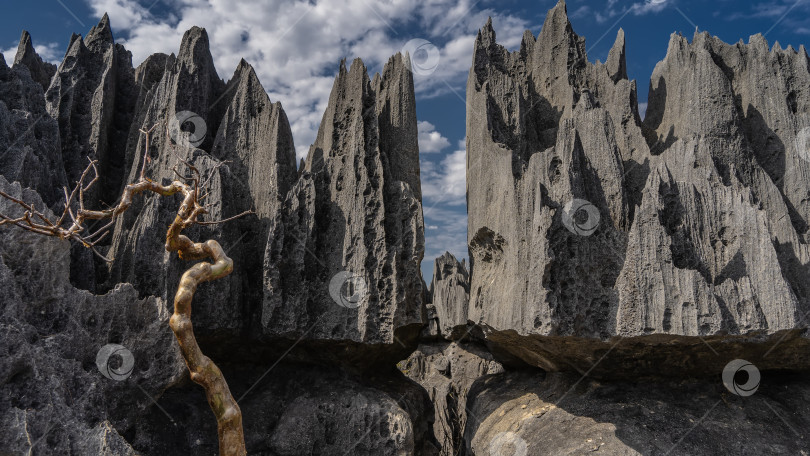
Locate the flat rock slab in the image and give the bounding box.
[465,370,810,455]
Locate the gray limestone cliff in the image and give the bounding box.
[0,17,430,456]
[464,0,810,378]
[400,342,503,456]
[105,26,293,338]
[13,30,57,91]
[46,14,136,205]
[0,39,65,208]
[3,2,810,455]
[425,252,470,340]
[464,369,810,455]
[261,55,425,365]
[0,175,185,455]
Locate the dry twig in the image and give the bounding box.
[0,123,253,456]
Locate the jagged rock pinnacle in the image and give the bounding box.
[12,30,56,90]
[606,28,627,82]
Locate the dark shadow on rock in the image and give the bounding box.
[127,362,438,456]
[464,369,810,455]
[743,103,808,236]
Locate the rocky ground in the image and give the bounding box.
[1,1,809,454]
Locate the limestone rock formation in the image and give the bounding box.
[39,15,140,292]
[465,0,810,377]
[0,17,430,456]
[428,252,470,340]
[130,363,438,456]
[0,46,65,207]
[628,30,810,336]
[400,342,503,456]
[261,55,425,364]
[45,14,137,204]
[13,30,57,91]
[465,370,810,455]
[0,176,185,455]
[5,2,810,455]
[466,2,641,341]
[105,26,295,338]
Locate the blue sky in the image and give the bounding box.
[2,0,809,280]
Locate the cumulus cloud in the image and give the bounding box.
[80,0,528,158]
[418,121,451,153]
[631,0,671,15]
[422,206,468,266]
[421,142,466,208]
[586,0,669,25]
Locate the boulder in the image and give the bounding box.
[465,369,810,455]
[400,342,503,456]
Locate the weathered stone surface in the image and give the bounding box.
[129,363,438,456]
[635,30,810,329]
[466,2,639,341]
[13,30,57,91]
[0,44,66,207]
[40,15,140,292]
[465,0,810,377]
[45,14,137,204]
[0,176,185,456]
[2,14,432,453]
[8,2,810,454]
[212,58,298,220]
[400,342,503,456]
[261,55,425,362]
[105,26,296,339]
[465,369,810,455]
[428,252,470,340]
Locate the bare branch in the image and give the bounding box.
[0,123,249,455]
[196,210,254,226]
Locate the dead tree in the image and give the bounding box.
[0,124,250,456]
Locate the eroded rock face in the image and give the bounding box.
[428,252,470,340]
[45,14,137,205]
[466,3,641,340]
[0,17,429,455]
[0,176,185,456]
[0,45,66,208]
[129,363,438,456]
[13,30,57,91]
[400,342,503,456]
[465,0,810,377]
[106,27,296,338]
[465,370,810,455]
[625,31,810,337]
[261,55,425,363]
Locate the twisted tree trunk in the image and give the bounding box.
[0,125,249,455]
[167,236,245,455]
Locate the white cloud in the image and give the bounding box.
[418,120,450,153]
[80,0,529,158]
[631,0,670,15]
[421,205,468,265]
[570,5,591,20]
[638,102,648,119]
[588,0,668,24]
[1,46,14,62]
[421,143,466,207]
[420,138,468,265]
